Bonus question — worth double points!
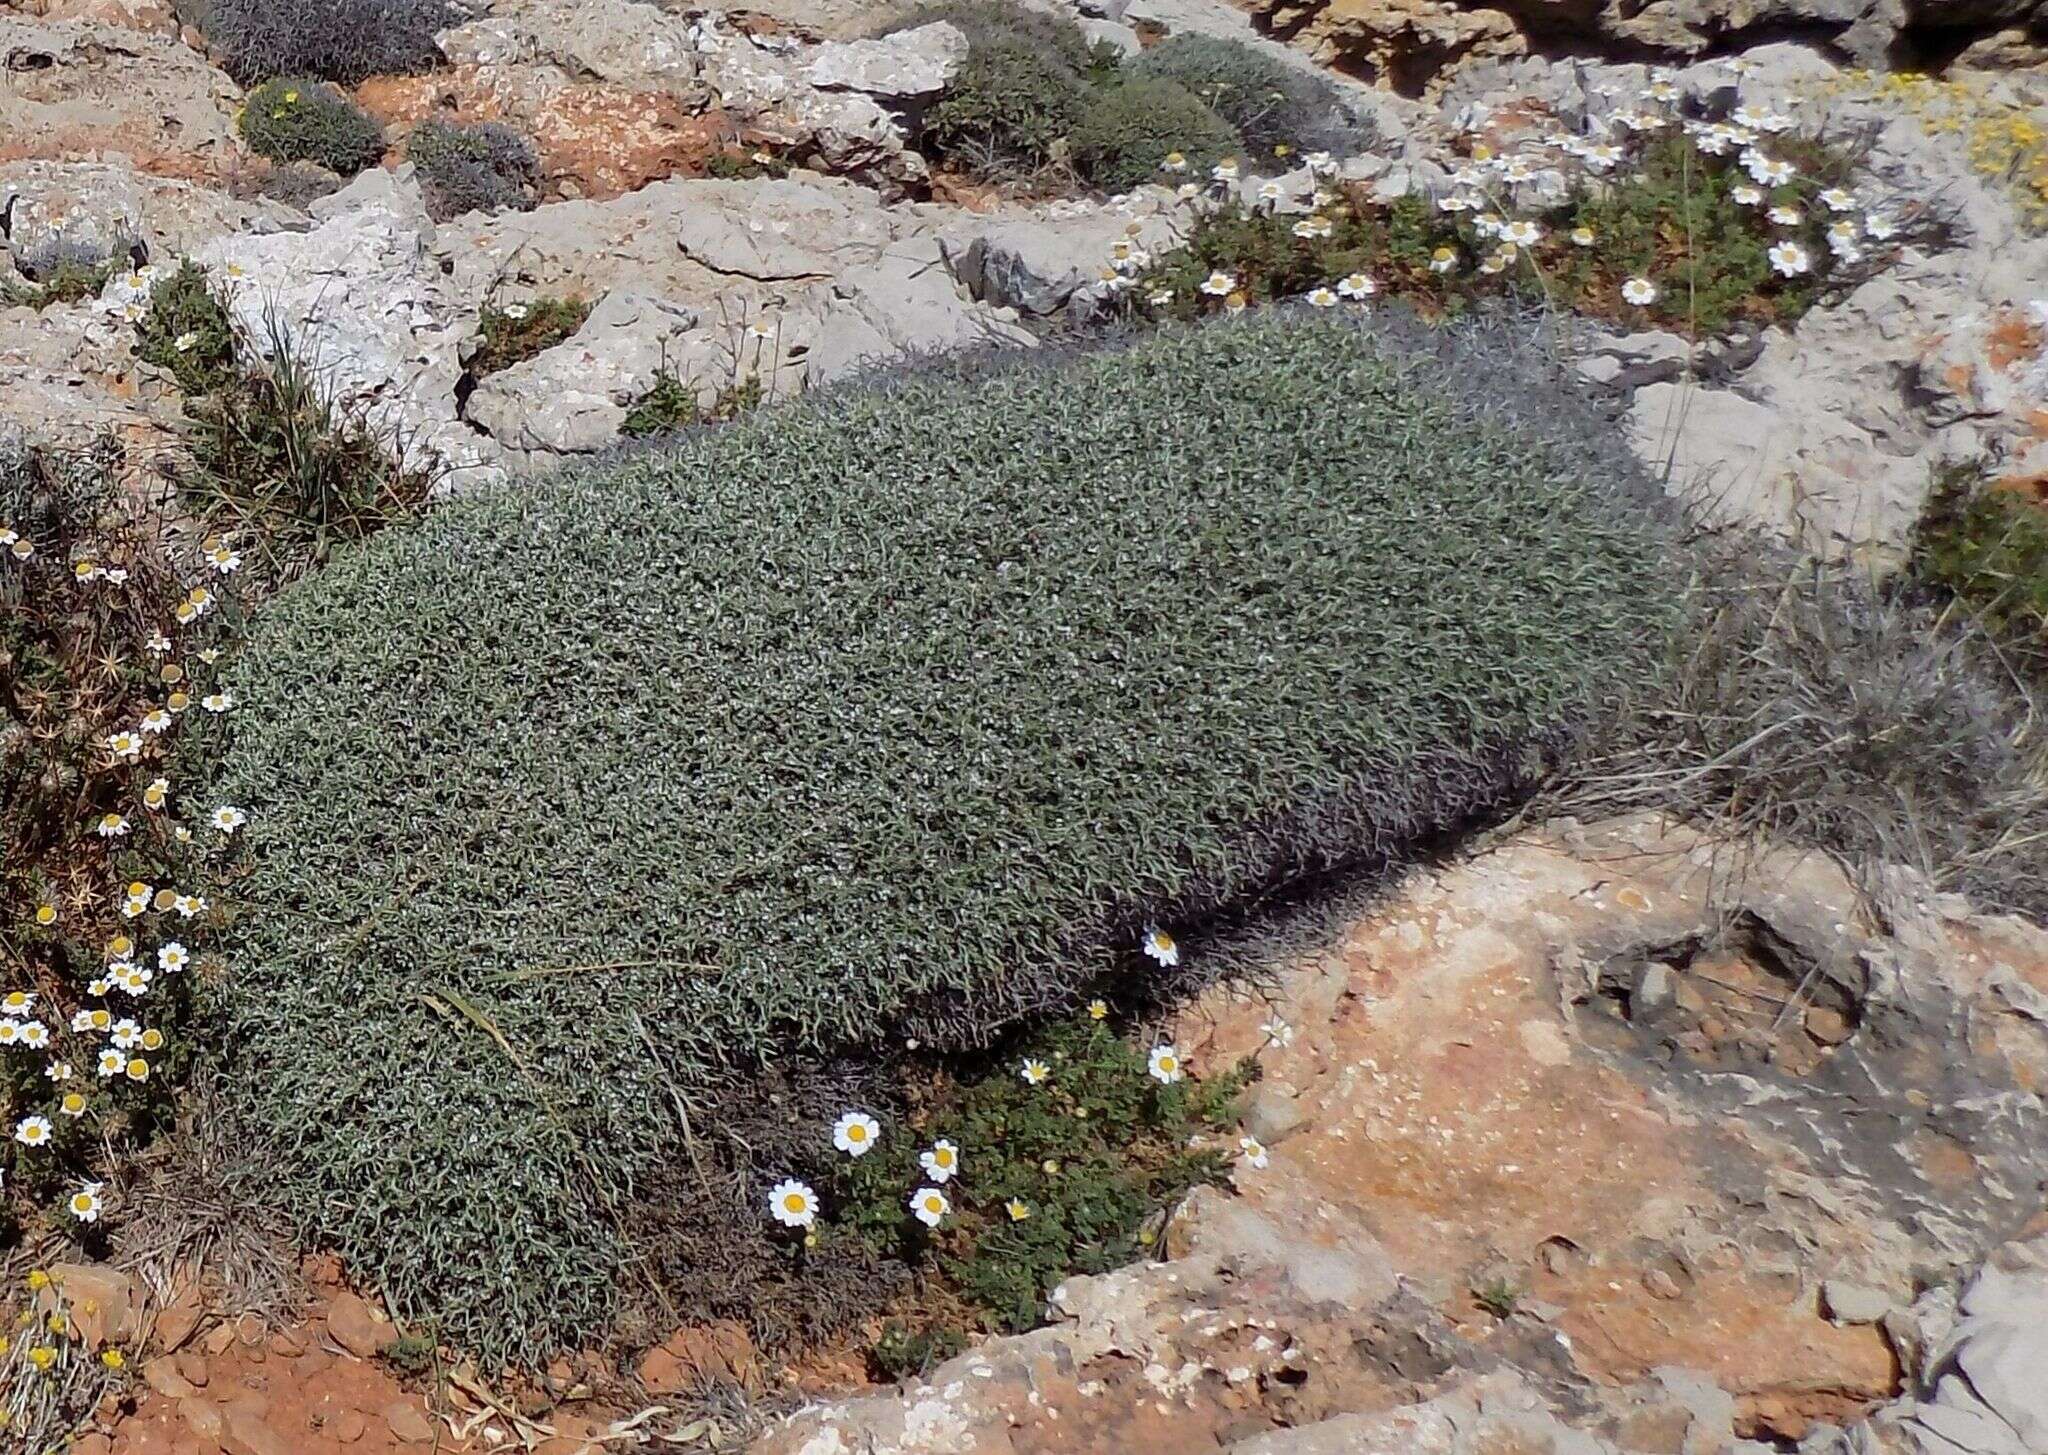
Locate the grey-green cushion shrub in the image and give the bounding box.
[1070,76,1242,193]
[1131,33,1367,161]
[406,120,541,221]
[918,34,1093,174]
[190,314,1673,1360]
[194,0,453,85]
[237,79,386,177]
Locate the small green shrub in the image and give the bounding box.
[469,296,589,378]
[136,261,239,398]
[1913,463,2048,663]
[195,0,454,86]
[1471,1277,1521,1318]
[192,316,1672,1359]
[866,1320,966,1381]
[619,368,700,437]
[0,260,113,310]
[379,1330,437,1377]
[137,269,423,566]
[1070,77,1242,193]
[237,79,386,178]
[1130,33,1364,162]
[828,1016,1251,1333]
[406,120,541,222]
[918,34,1093,177]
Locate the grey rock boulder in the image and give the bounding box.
[463,291,714,462]
[196,168,503,496]
[805,22,966,98]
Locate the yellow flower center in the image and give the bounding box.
[847,1125,867,1143]
[34,906,55,925]
[783,1193,806,1213]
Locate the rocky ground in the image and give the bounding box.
[67,815,2048,1453]
[4,0,2045,560]
[5,0,2048,1451]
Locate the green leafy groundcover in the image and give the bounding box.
[193,315,1673,1359]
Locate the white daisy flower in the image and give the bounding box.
[1257,180,1285,203]
[919,1139,960,1184]
[767,1179,818,1228]
[1142,928,1179,967]
[1291,216,1332,240]
[1820,187,1856,212]
[107,731,144,759]
[210,550,241,575]
[142,777,170,810]
[1768,240,1812,276]
[1239,1136,1269,1169]
[1158,151,1188,174]
[1020,1058,1050,1085]
[1428,246,1459,275]
[112,1019,142,1050]
[96,812,129,838]
[1622,277,1659,306]
[1210,158,1240,182]
[173,894,206,919]
[1145,288,1174,306]
[46,1061,72,1082]
[1582,144,1623,172]
[14,1115,52,1147]
[1743,151,1794,186]
[1501,219,1541,247]
[211,805,248,834]
[18,1022,49,1050]
[173,331,200,353]
[1864,213,1896,240]
[1436,193,1478,214]
[1198,270,1237,297]
[1304,286,1338,308]
[908,1186,950,1228]
[1,991,33,1015]
[1768,205,1803,226]
[1731,185,1764,206]
[59,1091,86,1118]
[0,1020,17,1046]
[69,1183,104,1223]
[200,691,233,713]
[1568,226,1596,247]
[831,1111,880,1157]
[139,708,173,735]
[97,1049,126,1077]
[500,301,530,321]
[1148,1044,1185,1084]
[158,943,190,973]
[1303,150,1334,173]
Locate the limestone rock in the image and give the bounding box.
[2,162,297,280]
[805,22,967,97]
[464,291,717,462]
[196,169,504,495]
[0,15,242,177]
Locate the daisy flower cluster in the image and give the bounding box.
[1132,59,1905,337]
[762,942,1260,1335]
[2,456,250,1233]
